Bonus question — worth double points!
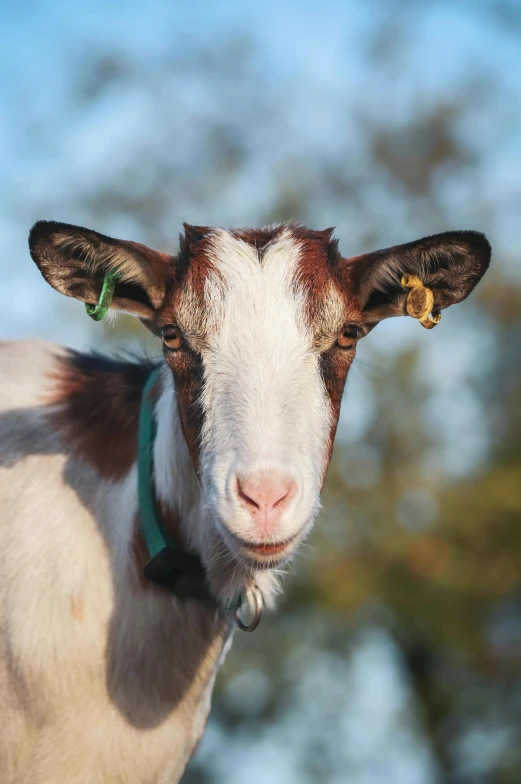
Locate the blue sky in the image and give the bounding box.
[2,0,520,335]
[1,3,520,780]
[1,0,519,484]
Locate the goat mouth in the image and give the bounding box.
[243,541,290,555]
[227,532,300,566]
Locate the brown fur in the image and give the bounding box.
[292,227,340,321]
[47,351,155,481]
[288,226,362,473]
[319,350,354,476]
[174,224,221,302]
[158,224,224,469]
[165,349,205,473]
[232,224,288,251]
[47,353,192,589]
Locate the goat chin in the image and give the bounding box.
[200,528,285,610]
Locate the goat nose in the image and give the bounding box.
[236,470,297,531]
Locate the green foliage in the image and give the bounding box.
[9,3,521,779]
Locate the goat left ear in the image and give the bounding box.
[345,231,491,329]
[29,220,173,323]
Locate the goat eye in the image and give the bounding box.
[161,326,183,351]
[337,325,361,348]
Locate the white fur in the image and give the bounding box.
[178,230,333,565]
[152,365,281,609]
[0,341,231,783]
[0,228,345,782]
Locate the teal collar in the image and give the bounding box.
[84,275,262,628]
[138,368,211,602]
[137,368,263,630]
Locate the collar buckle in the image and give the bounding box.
[143,546,204,586]
[143,546,216,604]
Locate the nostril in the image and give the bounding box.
[274,489,289,508]
[236,478,261,510]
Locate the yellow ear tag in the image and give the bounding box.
[400,274,442,330]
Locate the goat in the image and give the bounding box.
[0,221,490,782]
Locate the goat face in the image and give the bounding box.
[29,221,491,587]
[158,225,356,570]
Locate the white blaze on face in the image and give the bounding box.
[197,228,333,549]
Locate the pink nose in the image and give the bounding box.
[236,470,297,533]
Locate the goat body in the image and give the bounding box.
[0,222,491,782]
[0,340,231,783]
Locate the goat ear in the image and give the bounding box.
[345,231,491,329]
[29,221,173,321]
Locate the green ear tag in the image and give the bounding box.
[85,272,120,322]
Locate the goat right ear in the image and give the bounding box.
[29,221,173,322]
[343,230,491,329]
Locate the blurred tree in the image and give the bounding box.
[6,2,521,781]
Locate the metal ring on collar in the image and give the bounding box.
[235,585,263,632]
